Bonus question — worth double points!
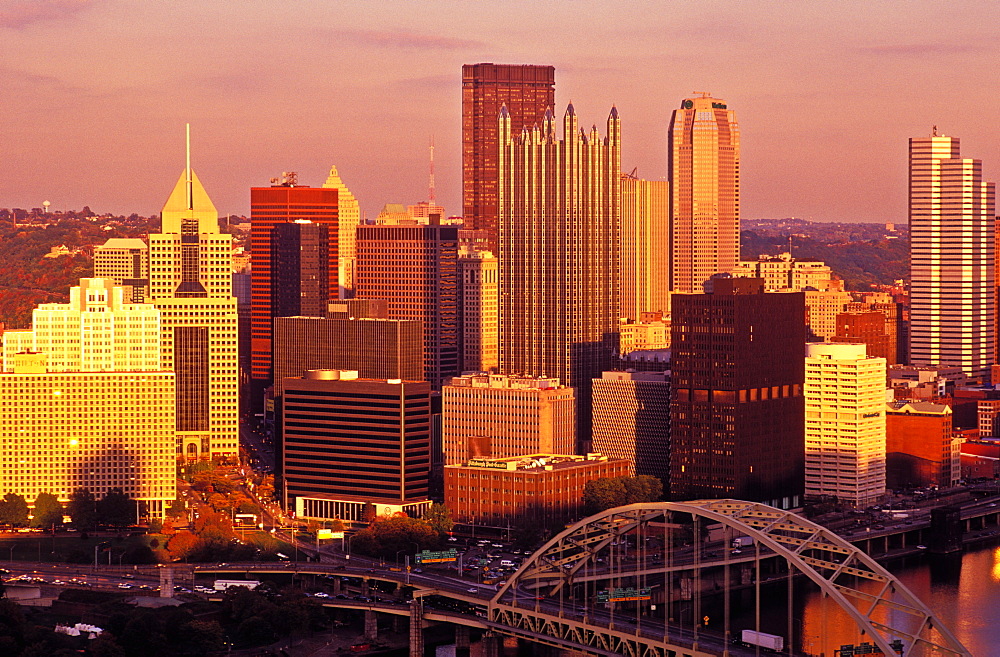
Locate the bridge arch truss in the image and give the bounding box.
[488,500,970,657]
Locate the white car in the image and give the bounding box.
[467,587,479,593]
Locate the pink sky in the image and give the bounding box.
[2,0,999,223]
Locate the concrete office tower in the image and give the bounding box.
[909,132,995,382]
[93,238,149,302]
[250,181,339,385]
[732,253,833,292]
[804,343,887,508]
[282,370,431,525]
[459,246,499,373]
[591,371,671,485]
[442,373,576,465]
[0,353,176,518]
[149,164,239,460]
[463,63,555,251]
[321,165,360,297]
[668,94,740,293]
[356,224,460,389]
[271,315,423,398]
[670,278,805,507]
[499,104,620,443]
[620,173,670,320]
[2,278,160,373]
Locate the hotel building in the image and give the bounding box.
[804,343,886,508]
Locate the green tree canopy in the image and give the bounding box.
[0,493,29,528]
[68,488,97,529]
[98,488,135,528]
[30,492,63,529]
[423,502,454,535]
[351,515,439,559]
[583,475,663,514]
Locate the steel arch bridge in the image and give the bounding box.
[483,500,970,657]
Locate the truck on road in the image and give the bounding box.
[214,579,261,591]
[741,629,783,651]
[732,536,755,549]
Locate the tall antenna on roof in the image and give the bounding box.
[428,135,436,203]
[185,123,193,211]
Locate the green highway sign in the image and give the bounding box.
[415,549,459,564]
[597,587,651,603]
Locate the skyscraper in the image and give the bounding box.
[620,173,670,320]
[269,221,331,319]
[670,278,804,506]
[249,180,339,386]
[355,224,459,388]
[668,94,740,293]
[499,104,620,443]
[591,370,671,485]
[149,162,239,459]
[93,238,149,303]
[909,132,995,382]
[463,63,555,251]
[321,165,360,298]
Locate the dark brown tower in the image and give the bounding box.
[669,278,806,505]
[462,63,554,250]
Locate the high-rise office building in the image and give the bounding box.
[668,94,740,293]
[2,278,160,373]
[499,104,620,442]
[462,63,555,250]
[805,279,852,340]
[93,238,149,303]
[250,181,339,384]
[804,343,887,508]
[272,315,423,398]
[442,373,576,465]
[459,246,499,373]
[321,165,360,298]
[592,371,671,485]
[670,278,804,506]
[355,224,460,389]
[282,370,431,524]
[148,166,239,459]
[846,295,906,365]
[269,221,331,319]
[886,401,959,489]
[620,173,670,320]
[0,352,176,518]
[909,132,995,382]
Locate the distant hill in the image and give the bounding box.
[0,210,152,328]
[741,219,908,291]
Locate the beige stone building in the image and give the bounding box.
[620,174,669,320]
[93,238,149,302]
[442,373,575,465]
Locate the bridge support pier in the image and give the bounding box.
[332,577,341,594]
[454,625,470,656]
[364,610,378,642]
[481,631,500,657]
[392,614,405,633]
[361,579,370,596]
[409,599,424,657]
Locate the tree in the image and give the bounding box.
[68,488,97,529]
[166,497,186,519]
[361,501,377,523]
[31,492,63,529]
[98,488,135,528]
[583,475,663,514]
[583,477,628,514]
[166,531,199,562]
[351,515,439,559]
[423,502,454,535]
[0,493,28,528]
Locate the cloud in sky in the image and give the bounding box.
[0,0,95,30]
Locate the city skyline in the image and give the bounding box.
[3,1,999,223]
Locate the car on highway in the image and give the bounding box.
[467,587,479,593]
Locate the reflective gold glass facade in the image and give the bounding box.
[499,105,620,439]
[668,95,740,293]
